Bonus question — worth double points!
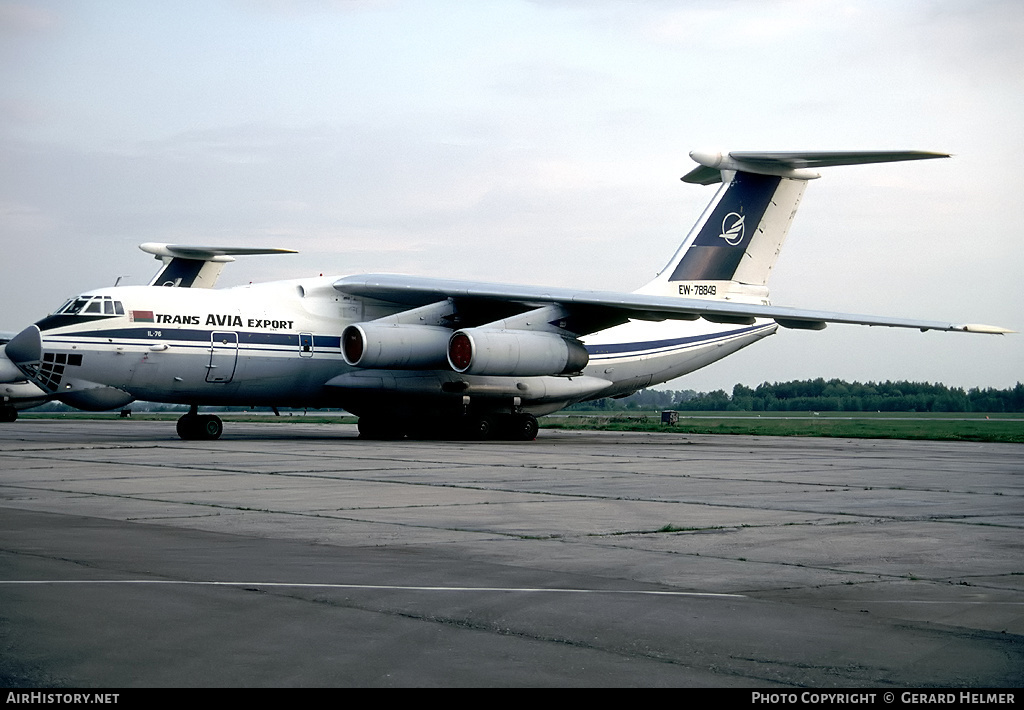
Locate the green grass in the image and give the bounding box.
[543,411,1024,443]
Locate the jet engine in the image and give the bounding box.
[342,323,452,369]
[447,328,589,377]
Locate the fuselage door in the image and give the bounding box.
[206,331,239,383]
[299,332,314,358]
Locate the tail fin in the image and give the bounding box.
[140,244,296,288]
[637,150,948,303]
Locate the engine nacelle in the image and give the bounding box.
[447,329,589,376]
[342,323,452,369]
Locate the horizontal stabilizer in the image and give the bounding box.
[682,150,950,184]
[140,243,296,288]
[139,243,297,261]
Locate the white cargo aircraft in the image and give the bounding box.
[0,151,1009,439]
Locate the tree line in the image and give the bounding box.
[570,379,1024,413]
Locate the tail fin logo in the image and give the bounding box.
[719,212,745,245]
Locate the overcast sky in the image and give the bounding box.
[1,0,1021,392]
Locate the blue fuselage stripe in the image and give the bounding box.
[44,327,342,350]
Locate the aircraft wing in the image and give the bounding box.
[333,274,1010,334]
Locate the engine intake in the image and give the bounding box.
[447,329,589,376]
[342,324,452,369]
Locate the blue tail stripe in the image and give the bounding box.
[669,172,781,281]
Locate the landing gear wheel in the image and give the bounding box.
[176,414,197,440]
[508,413,538,441]
[198,415,223,440]
[176,413,223,440]
[462,415,494,440]
[0,406,17,423]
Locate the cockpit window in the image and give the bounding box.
[54,296,125,317]
[59,298,90,315]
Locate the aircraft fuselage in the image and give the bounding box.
[28,278,774,417]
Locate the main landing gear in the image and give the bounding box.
[460,412,539,441]
[176,406,223,440]
[1,405,17,423]
[503,413,540,441]
[358,412,539,441]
